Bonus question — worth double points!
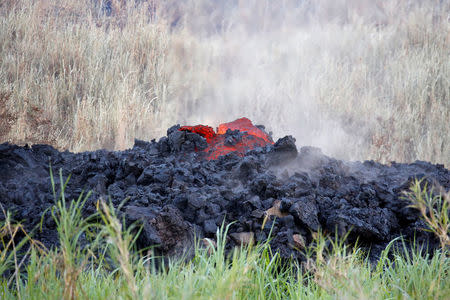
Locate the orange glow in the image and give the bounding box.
[179,117,273,160]
[179,125,216,142]
[217,118,273,144]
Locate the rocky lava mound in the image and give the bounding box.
[0,118,448,260]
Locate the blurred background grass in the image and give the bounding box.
[0,0,448,165]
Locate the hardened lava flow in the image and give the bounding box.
[0,117,448,261]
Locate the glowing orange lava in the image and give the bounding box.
[179,117,273,160]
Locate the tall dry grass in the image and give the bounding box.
[0,0,171,150]
[0,0,449,165]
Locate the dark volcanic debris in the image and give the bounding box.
[0,125,448,261]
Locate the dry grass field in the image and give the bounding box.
[0,0,449,165]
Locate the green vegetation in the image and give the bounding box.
[0,1,448,298]
[405,179,449,249]
[0,176,448,299]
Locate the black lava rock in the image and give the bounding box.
[0,126,448,263]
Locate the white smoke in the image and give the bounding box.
[156,0,447,161]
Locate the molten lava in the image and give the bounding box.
[179,117,273,160]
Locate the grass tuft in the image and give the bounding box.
[405,179,449,249]
[0,176,449,299]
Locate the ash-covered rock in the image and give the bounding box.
[223,129,243,146]
[160,124,209,153]
[267,135,298,166]
[0,127,448,261]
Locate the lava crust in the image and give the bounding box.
[0,119,448,261]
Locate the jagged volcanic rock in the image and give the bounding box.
[0,119,448,261]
